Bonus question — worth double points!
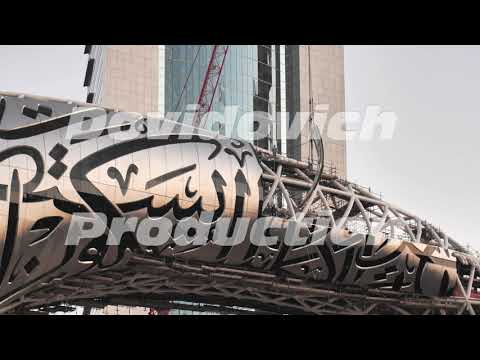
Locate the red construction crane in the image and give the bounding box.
[148,308,170,316]
[192,45,230,128]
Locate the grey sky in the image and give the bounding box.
[0,45,88,101]
[0,45,478,248]
[344,45,480,249]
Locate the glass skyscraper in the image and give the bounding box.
[163,45,276,143]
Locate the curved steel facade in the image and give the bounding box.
[0,92,478,314]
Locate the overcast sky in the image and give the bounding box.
[0,45,478,249]
[345,45,480,250]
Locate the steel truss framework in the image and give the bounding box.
[17,256,480,315]
[253,148,480,315]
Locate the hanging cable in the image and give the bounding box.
[173,45,203,113]
[298,45,325,211]
[308,45,314,166]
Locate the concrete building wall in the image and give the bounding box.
[88,45,159,114]
[297,45,347,178]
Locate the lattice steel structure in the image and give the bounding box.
[0,92,478,315]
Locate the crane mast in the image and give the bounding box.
[192,45,230,128]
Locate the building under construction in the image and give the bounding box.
[83,45,347,178]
